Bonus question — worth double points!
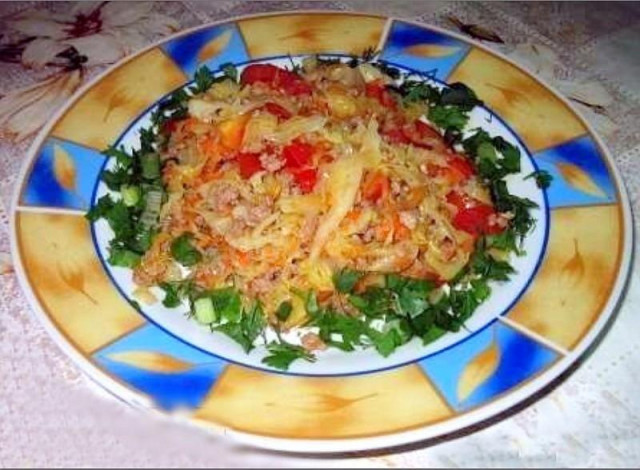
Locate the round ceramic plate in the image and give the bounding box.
[11,11,633,453]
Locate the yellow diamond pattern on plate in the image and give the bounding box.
[194,364,451,439]
[448,48,587,152]
[51,48,187,150]
[16,212,145,353]
[508,205,622,350]
[237,13,386,58]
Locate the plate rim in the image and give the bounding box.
[9,9,635,454]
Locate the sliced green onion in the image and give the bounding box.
[193,297,216,324]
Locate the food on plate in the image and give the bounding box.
[87,53,548,370]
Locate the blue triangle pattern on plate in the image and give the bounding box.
[380,20,470,81]
[533,134,617,208]
[418,322,558,411]
[161,23,250,78]
[93,324,228,411]
[21,138,106,211]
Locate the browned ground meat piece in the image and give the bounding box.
[245,204,271,226]
[133,238,171,286]
[247,270,280,296]
[399,210,419,229]
[300,214,319,243]
[356,241,419,272]
[192,258,230,289]
[301,332,327,352]
[259,152,285,172]
[208,183,240,211]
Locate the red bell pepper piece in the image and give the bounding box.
[280,140,317,193]
[365,80,397,108]
[161,118,179,135]
[402,120,444,150]
[260,102,292,120]
[446,155,476,181]
[240,64,311,96]
[237,152,263,179]
[291,168,317,194]
[282,140,314,169]
[240,64,279,85]
[281,74,312,96]
[452,205,492,235]
[362,171,391,203]
[446,190,504,235]
[382,127,411,145]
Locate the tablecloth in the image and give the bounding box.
[1,1,639,467]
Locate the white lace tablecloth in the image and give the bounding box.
[1,2,639,467]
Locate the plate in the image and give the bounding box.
[10,11,633,453]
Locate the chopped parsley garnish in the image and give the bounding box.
[392,278,434,318]
[220,62,238,81]
[463,130,522,180]
[525,169,553,189]
[209,287,243,323]
[170,233,202,267]
[439,82,482,109]
[360,46,380,62]
[368,324,408,357]
[159,280,194,308]
[275,301,293,322]
[262,341,316,370]
[215,301,266,353]
[332,268,364,294]
[428,105,469,132]
[399,80,440,104]
[152,88,189,128]
[310,307,368,351]
[190,66,215,94]
[304,268,508,360]
[107,248,141,268]
[490,180,538,241]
